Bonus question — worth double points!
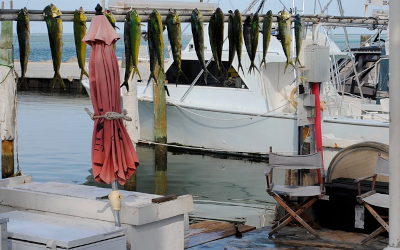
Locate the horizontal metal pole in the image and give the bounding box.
[0,9,388,27]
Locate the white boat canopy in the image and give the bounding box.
[107,0,218,12]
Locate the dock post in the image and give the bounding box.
[122,71,140,191]
[386,1,400,249]
[153,68,167,196]
[0,1,16,178]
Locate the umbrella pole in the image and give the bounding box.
[109,180,122,227]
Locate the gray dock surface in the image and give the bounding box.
[190,225,388,249]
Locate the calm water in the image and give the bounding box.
[11,92,272,207]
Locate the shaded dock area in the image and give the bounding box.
[189,221,388,249]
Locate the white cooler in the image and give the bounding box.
[2,211,126,250]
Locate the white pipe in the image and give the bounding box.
[386,0,400,249]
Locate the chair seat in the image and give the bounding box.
[362,193,389,209]
[272,185,322,197]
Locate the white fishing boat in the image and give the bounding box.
[83,0,390,166]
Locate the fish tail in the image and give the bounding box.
[19,76,29,91]
[238,63,245,75]
[248,62,260,75]
[296,58,303,68]
[284,59,296,73]
[52,72,65,90]
[79,70,85,83]
[260,58,266,69]
[131,67,142,81]
[83,69,89,78]
[148,73,158,85]
[203,70,208,85]
[176,69,190,86]
[120,80,129,92]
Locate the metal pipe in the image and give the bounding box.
[386,1,400,249]
[110,180,121,227]
[0,9,390,26]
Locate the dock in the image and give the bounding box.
[13,61,150,92]
[188,222,388,249]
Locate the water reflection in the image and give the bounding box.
[10,92,277,227]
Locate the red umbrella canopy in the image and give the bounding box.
[83,14,139,185]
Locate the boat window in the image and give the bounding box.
[165,60,248,89]
[333,46,384,100]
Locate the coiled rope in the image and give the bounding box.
[84,108,132,121]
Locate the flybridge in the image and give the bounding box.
[0,8,389,28]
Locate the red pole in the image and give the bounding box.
[311,82,323,183]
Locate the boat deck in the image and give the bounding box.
[189,222,388,249]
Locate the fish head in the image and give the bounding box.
[267,10,273,17]
[76,7,87,22]
[281,10,290,20]
[295,14,301,24]
[19,7,29,20]
[50,4,62,18]
[132,10,141,23]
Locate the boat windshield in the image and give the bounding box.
[166,59,248,89]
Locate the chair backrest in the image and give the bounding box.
[374,156,389,176]
[269,151,323,170]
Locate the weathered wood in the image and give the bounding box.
[151,194,177,203]
[1,140,13,178]
[188,221,255,248]
[1,6,15,179]
[153,57,167,196]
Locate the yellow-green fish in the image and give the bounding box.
[105,10,117,51]
[148,9,164,85]
[17,7,30,90]
[191,8,218,85]
[294,14,303,67]
[166,9,189,85]
[131,10,142,81]
[226,10,235,78]
[277,10,295,73]
[260,10,273,68]
[121,10,134,92]
[209,7,225,74]
[43,4,65,90]
[73,7,88,82]
[233,9,244,75]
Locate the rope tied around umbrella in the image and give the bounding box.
[84,107,132,121]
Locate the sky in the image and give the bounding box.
[6,0,389,34]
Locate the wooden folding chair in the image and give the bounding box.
[265,150,325,238]
[355,156,389,245]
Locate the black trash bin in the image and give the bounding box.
[315,177,388,234]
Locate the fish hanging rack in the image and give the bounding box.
[0,8,388,29]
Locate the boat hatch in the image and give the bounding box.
[166,59,248,89]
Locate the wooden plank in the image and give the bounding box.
[188,221,255,248]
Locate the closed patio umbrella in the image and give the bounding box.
[83,4,139,226]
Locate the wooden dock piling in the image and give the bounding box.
[0,1,15,178]
[153,66,167,196]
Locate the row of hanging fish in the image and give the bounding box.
[16,5,303,91]
[17,4,83,90]
[122,7,304,88]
